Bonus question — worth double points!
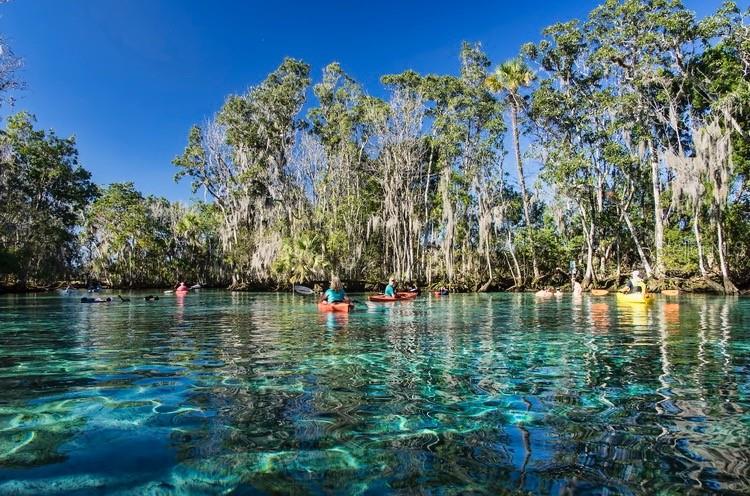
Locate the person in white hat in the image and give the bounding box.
[624,270,644,293]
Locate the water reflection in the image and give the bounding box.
[0,292,748,493]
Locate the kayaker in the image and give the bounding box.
[572,281,583,296]
[176,282,189,292]
[320,276,349,304]
[624,270,644,293]
[535,286,554,298]
[384,278,397,297]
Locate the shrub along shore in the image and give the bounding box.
[1,275,745,295]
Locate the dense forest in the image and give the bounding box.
[1,0,749,293]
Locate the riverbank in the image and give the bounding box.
[2,274,748,295]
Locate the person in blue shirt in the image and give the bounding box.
[384,277,397,297]
[320,276,348,303]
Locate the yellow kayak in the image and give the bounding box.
[616,292,654,304]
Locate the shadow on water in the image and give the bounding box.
[0,291,748,493]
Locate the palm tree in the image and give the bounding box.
[485,58,538,281]
[273,234,329,286]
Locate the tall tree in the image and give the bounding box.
[485,58,538,281]
[0,113,96,285]
[175,58,311,287]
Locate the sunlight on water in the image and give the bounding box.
[0,291,748,494]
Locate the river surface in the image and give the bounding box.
[0,291,748,495]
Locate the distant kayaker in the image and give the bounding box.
[384,278,397,297]
[624,271,644,293]
[320,276,349,304]
[572,281,583,296]
[535,287,554,298]
[176,282,189,292]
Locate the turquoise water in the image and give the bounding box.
[0,291,748,494]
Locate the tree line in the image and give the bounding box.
[1,0,748,293]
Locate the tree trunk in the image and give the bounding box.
[581,213,594,288]
[692,208,707,277]
[507,232,523,289]
[714,208,738,294]
[649,140,665,278]
[510,104,538,281]
[621,208,654,278]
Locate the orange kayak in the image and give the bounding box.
[368,292,419,303]
[318,301,353,313]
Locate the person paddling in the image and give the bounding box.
[535,286,554,298]
[624,270,644,294]
[572,281,583,296]
[320,276,349,304]
[176,282,189,292]
[384,277,397,297]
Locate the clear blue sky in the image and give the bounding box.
[1,0,729,202]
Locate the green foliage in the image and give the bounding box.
[81,183,224,287]
[663,226,699,275]
[272,233,329,285]
[0,112,97,285]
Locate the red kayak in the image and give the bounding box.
[175,290,189,296]
[368,292,419,303]
[433,291,449,296]
[318,301,354,313]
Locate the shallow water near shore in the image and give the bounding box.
[0,291,748,494]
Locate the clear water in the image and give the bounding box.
[0,291,748,495]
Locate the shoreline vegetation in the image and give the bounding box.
[2,1,749,295]
[0,274,744,295]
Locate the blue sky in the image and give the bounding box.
[1,0,730,202]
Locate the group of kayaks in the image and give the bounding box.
[317,290,428,313]
[316,285,664,314]
[368,291,420,303]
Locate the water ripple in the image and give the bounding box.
[0,292,748,494]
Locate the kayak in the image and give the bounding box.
[294,285,315,296]
[175,290,189,296]
[433,291,448,296]
[616,292,654,304]
[369,292,419,303]
[318,301,353,313]
[81,297,112,303]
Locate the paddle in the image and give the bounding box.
[117,295,130,302]
[591,289,609,296]
[293,285,315,296]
